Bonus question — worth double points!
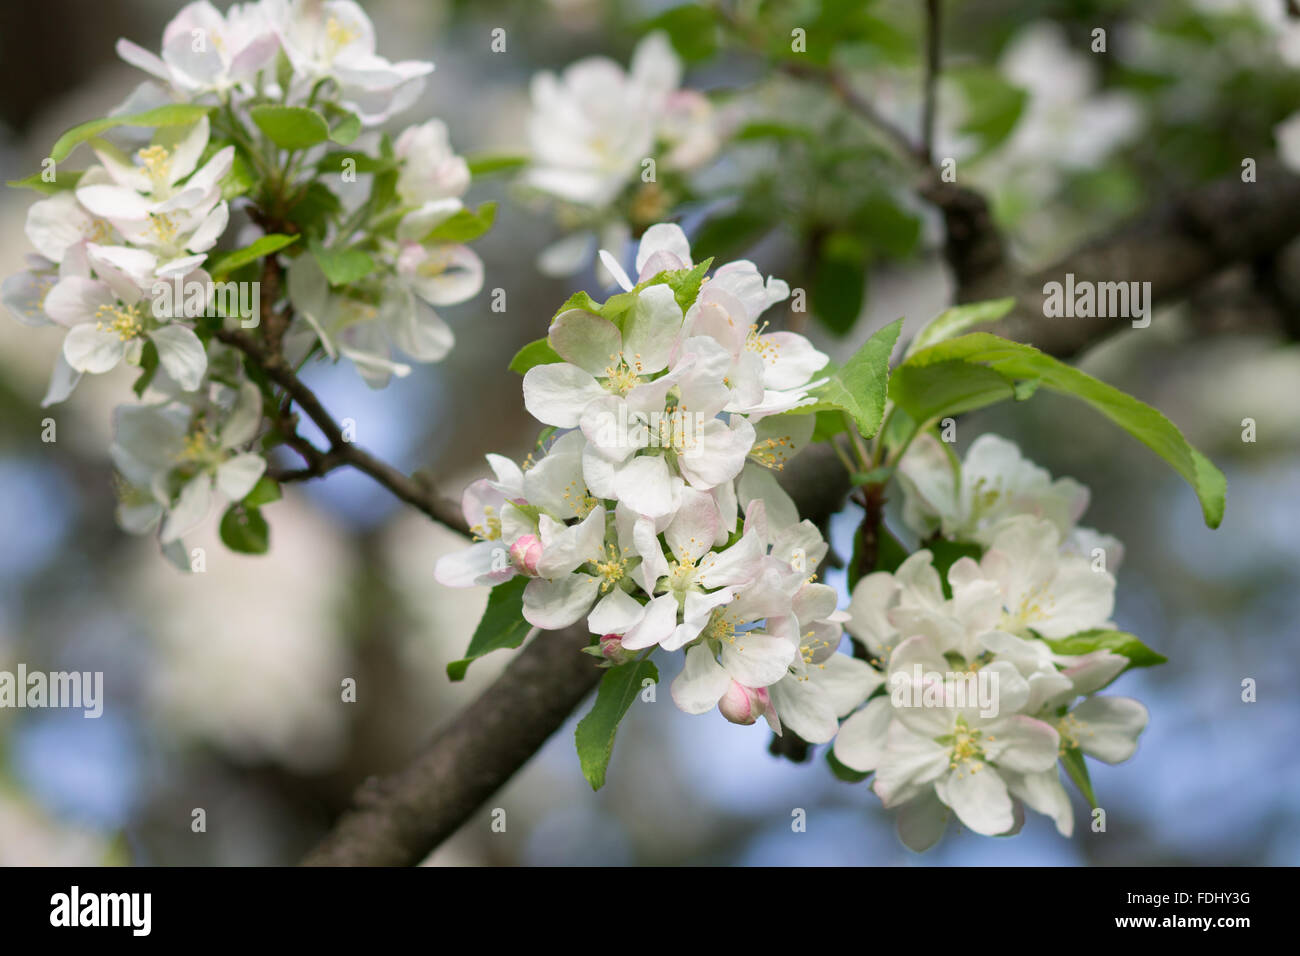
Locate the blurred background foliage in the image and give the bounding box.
[0,0,1297,865]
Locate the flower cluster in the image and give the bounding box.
[834,435,1148,848]
[437,223,883,743]
[523,32,722,280]
[4,0,489,559]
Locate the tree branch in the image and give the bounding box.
[215,326,469,536]
[302,622,600,866]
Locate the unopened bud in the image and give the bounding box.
[600,633,633,664]
[718,680,770,726]
[509,535,542,575]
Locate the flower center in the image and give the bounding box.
[667,555,697,591]
[703,608,737,644]
[470,505,502,542]
[602,354,643,396]
[745,322,778,364]
[149,212,179,244]
[325,17,359,57]
[748,433,794,470]
[94,302,144,340]
[1056,712,1090,756]
[137,145,172,191]
[945,716,989,775]
[592,543,627,592]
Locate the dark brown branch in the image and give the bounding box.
[921,0,942,164]
[302,623,600,866]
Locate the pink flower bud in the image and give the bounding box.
[718,680,770,726]
[509,535,543,575]
[599,633,632,664]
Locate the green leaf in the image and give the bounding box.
[219,149,257,200]
[888,358,1019,423]
[509,338,564,375]
[286,181,342,237]
[826,746,873,783]
[308,238,375,286]
[811,409,847,442]
[575,659,659,790]
[242,476,282,508]
[905,297,1017,358]
[553,290,603,318]
[314,151,396,174]
[872,525,909,575]
[642,4,719,61]
[1060,746,1098,810]
[446,577,532,681]
[324,107,361,145]
[49,104,214,162]
[786,318,902,438]
[219,504,270,554]
[249,105,330,150]
[691,207,774,262]
[132,340,159,398]
[7,170,83,194]
[465,153,527,176]
[661,258,712,312]
[207,234,299,280]
[812,232,868,334]
[889,334,1227,528]
[949,66,1028,160]
[1040,629,1168,671]
[423,201,497,243]
[733,121,815,142]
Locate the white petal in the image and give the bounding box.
[670,643,730,714]
[719,632,796,688]
[522,362,604,428]
[63,324,127,373]
[150,324,207,390]
[833,697,893,772]
[215,452,267,501]
[522,573,601,630]
[1071,695,1148,764]
[161,474,214,543]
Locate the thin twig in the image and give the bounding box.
[216,326,469,536]
[921,0,942,164]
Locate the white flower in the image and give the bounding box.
[951,516,1116,639]
[286,253,470,388]
[767,583,882,744]
[521,507,648,633]
[1005,695,1149,838]
[897,432,1091,546]
[43,244,208,391]
[394,119,470,206]
[434,456,536,589]
[669,574,800,714]
[110,385,267,545]
[523,281,684,428]
[619,488,765,651]
[597,222,693,292]
[263,0,433,124]
[23,186,120,265]
[524,32,682,208]
[76,119,233,274]
[116,1,279,97]
[835,634,1060,842]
